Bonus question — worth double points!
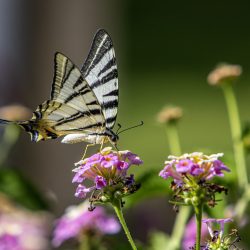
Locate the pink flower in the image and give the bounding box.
[159,152,230,185]
[0,210,50,250]
[72,147,143,199]
[201,218,239,249]
[0,234,21,250]
[176,159,194,173]
[202,218,233,238]
[52,202,120,247]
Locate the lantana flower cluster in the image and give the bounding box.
[52,202,120,247]
[73,147,143,204]
[159,152,230,184]
[159,152,230,207]
[0,210,50,250]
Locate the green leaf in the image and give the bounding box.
[148,231,171,250]
[0,167,49,210]
[125,168,171,208]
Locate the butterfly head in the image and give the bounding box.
[105,128,119,145]
[110,133,119,144]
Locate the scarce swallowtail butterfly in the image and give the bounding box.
[0,29,119,146]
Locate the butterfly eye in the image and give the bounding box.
[112,134,119,142]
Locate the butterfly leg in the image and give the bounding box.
[99,139,105,151]
[81,143,95,159]
[114,143,119,151]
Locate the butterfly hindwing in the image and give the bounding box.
[33,53,106,135]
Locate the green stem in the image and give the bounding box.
[166,122,181,156]
[235,184,250,220]
[0,125,20,165]
[165,121,191,250]
[112,199,137,250]
[167,206,191,250]
[194,204,203,250]
[221,84,248,189]
[78,235,90,250]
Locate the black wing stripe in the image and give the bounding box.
[51,55,70,99]
[101,69,118,85]
[103,99,118,109]
[90,69,118,89]
[73,75,84,89]
[61,64,75,88]
[55,109,101,126]
[97,58,116,77]
[89,79,101,89]
[51,55,59,99]
[105,116,117,125]
[64,86,89,103]
[103,89,119,97]
[63,122,104,131]
[86,100,99,105]
[42,100,51,113]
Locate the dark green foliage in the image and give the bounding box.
[0,168,49,211]
[124,169,171,208]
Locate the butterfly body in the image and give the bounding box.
[0,29,119,146]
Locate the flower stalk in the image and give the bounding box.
[112,199,137,250]
[163,113,190,250]
[194,204,203,250]
[166,122,181,156]
[221,83,248,189]
[167,206,190,249]
[78,235,90,250]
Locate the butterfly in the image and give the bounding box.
[0,29,119,146]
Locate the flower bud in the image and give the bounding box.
[0,104,32,121]
[184,198,192,205]
[192,196,201,206]
[100,195,109,203]
[207,63,242,86]
[114,191,123,199]
[157,106,183,124]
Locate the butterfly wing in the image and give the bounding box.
[81,29,119,130]
[0,30,119,145]
[28,52,106,141]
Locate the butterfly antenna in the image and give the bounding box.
[116,123,122,134]
[117,121,144,135]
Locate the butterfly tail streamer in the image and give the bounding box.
[0,119,14,125]
[0,119,39,142]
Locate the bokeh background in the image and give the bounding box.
[0,0,250,249]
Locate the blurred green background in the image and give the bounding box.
[0,0,250,248]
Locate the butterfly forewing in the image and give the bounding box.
[81,29,118,130]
